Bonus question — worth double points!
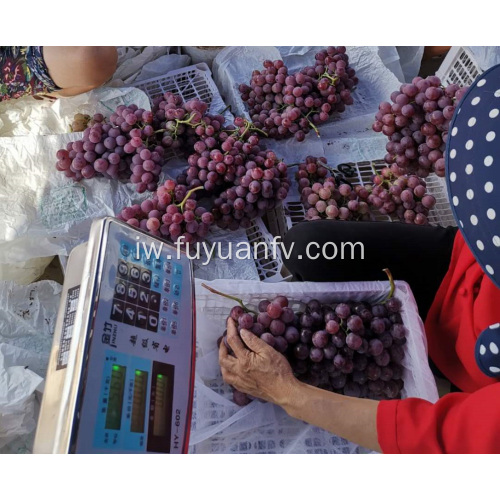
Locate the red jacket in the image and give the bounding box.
[377,231,500,453]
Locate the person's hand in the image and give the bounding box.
[219,317,298,406]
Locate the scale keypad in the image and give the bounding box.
[111,243,183,337]
[112,260,161,332]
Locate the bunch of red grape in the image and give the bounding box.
[212,137,290,230]
[372,76,469,178]
[178,116,256,193]
[296,157,436,224]
[220,295,406,405]
[296,157,371,221]
[151,92,217,156]
[238,47,357,142]
[56,96,221,193]
[296,158,370,221]
[364,167,437,225]
[116,179,214,245]
[176,114,291,230]
[56,105,163,192]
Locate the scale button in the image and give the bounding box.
[163,279,171,293]
[118,261,128,277]
[170,320,178,336]
[110,300,124,322]
[161,298,169,312]
[160,318,168,332]
[163,261,172,274]
[172,301,179,315]
[120,243,130,257]
[150,292,161,312]
[136,308,148,329]
[143,254,152,266]
[173,264,182,276]
[173,284,181,296]
[126,284,138,304]
[152,274,160,289]
[129,266,140,282]
[153,258,162,269]
[140,270,152,288]
[114,280,127,298]
[124,305,137,325]
[138,288,150,307]
[147,312,159,332]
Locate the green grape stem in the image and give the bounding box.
[381,268,396,303]
[176,186,204,212]
[200,283,252,312]
[301,112,320,136]
[320,71,339,86]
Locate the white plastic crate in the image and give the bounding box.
[245,216,291,282]
[190,278,439,454]
[133,62,230,116]
[266,159,457,240]
[436,47,483,87]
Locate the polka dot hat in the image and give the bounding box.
[446,64,500,377]
[446,64,500,290]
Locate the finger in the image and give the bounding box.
[226,317,247,359]
[240,328,270,354]
[220,367,237,386]
[219,338,235,368]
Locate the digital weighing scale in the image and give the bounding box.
[34,217,196,453]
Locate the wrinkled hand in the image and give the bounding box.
[219,317,298,406]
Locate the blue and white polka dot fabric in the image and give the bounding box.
[446,64,500,378]
[446,64,500,289]
[475,323,500,377]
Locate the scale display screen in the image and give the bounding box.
[147,362,174,453]
[105,364,126,430]
[68,219,194,454]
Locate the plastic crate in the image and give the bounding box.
[266,159,457,240]
[436,47,483,87]
[190,278,438,454]
[245,217,291,282]
[133,62,229,115]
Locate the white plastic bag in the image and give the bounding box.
[0,279,62,453]
[0,132,149,266]
[190,279,438,454]
[112,46,188,85]
[468,46,500,71]
[396,46,424,82]
[0,343,44,452]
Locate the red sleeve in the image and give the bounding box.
[377,384,500,453]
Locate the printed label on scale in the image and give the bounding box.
[57,285,81,370]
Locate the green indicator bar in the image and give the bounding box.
[157,374,163,380]
[105,364,126,430]
[131,369,149,434]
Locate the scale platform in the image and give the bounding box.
[34,217,195,453]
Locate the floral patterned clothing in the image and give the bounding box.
[0,46,60,101]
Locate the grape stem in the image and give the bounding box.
[301,112,320,136]
[381,268,396,303]
[200,283,253,312]
[236,119,268,139]
[319,71,339,86]
[176,186,204,212]
[219,104,232,114]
